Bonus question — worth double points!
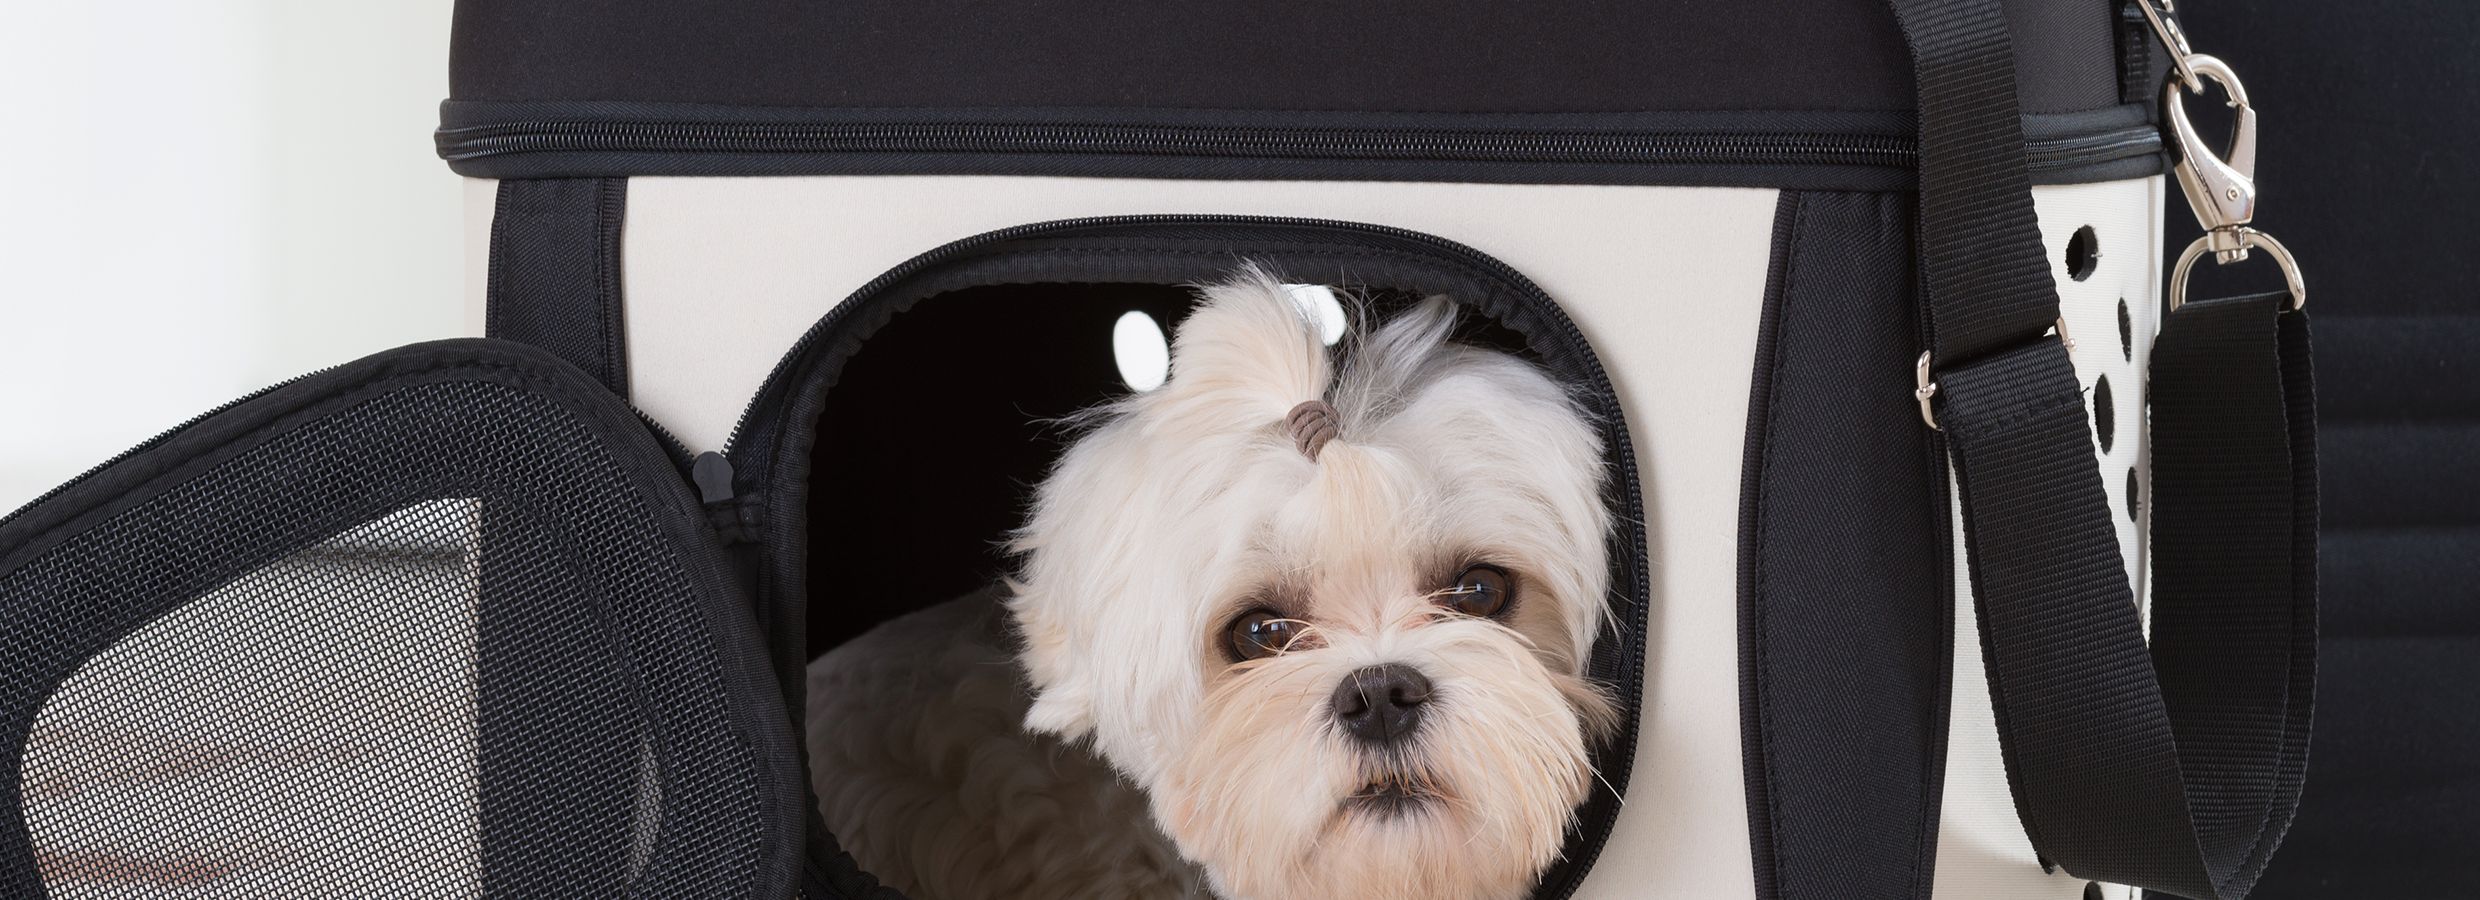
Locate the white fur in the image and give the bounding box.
[810,268,1615,900]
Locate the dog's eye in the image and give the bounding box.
[1441,564,1514,617]
[1228,609,1301,661]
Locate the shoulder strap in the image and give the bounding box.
[1888,1,2315,897]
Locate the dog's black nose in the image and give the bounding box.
[1332,664,1433,744]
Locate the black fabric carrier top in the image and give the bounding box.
[436,1,2168,190]
[0,2,2317,900]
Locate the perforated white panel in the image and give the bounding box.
[1930,176,2165,900]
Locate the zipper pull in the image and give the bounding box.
[692,451,736,504]
[690,451,760,543]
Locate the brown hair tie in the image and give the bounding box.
[1286,400,1342,461]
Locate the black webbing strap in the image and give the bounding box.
[1887,1,2315,898]
[1884,0,2062,366]
[2145,294,2317,896]
[486,178,631,397]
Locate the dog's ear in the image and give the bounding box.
[1024,681,1097,738]
[1159,266,1333,418]
[1006,584,1098,739]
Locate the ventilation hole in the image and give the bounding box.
[1282,283,1349,346]
[2126,466,2142,522]
[1112,310,1170,391]
[2092,374,2116,453]
[2066,225,2101,281]
[2084,883,2106,900]
[2118,297,2134,361]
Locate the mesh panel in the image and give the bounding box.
[1,377,776,898]
[25,502,487,897]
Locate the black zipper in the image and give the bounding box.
[722,215,1653,900]
[0,365,345,532]
[438,118,2159,174]
[2025,123,2163,175]
[0,373,710,540]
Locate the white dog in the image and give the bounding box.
[807,269,1616,900]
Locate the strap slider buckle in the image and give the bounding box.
[1916,318,2073,432]
[1916,351,1942,431]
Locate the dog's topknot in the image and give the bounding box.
[1285,400,1341,460]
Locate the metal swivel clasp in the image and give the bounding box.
[2163,53,2305,312]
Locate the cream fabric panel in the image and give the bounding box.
[614,176,1778,899]
[454,173,2169,897]
[1931,176,2165,900]
[460,178,496,337]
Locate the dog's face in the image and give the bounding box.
[1009,271,1615,900]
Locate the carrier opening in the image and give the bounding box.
[806,281,1186,653]
[742,217,1648,900]
[802,280,1529,658]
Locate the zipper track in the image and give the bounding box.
[441,120,1921,167]
[730,215,1653,900]
[0,368,698,532]
[728,215,1639,457]
[439,118,2164,175]
[2024,124,2163,174]
[0,365,343,531]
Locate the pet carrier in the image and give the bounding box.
[0,1,2315,899]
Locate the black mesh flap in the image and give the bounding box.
[0,341,798,898]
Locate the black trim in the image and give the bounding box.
[1739,192,1802,900]
[1739,191,1953,900]
[485,178,631,397]
[745,217,1650,900]
[437,101,2165,189]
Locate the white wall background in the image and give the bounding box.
[0,1,464,512]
